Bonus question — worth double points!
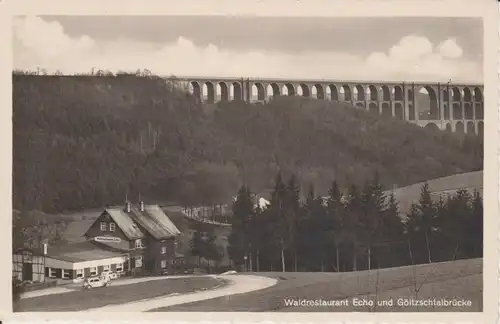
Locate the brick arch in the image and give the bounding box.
[191,81,201,100]
[381,86,391,101]
[269,83,281,96]
[204,82,215,104]
[368,85,378,101]
[232,82,242,101]
[354,85,365,101]
[218,82,229,102]
[342,85,352,101]
[393,86,403,101]
[313,84,325,99]
[284,83,295,96]
[425,122,439,132]
[298,83,310,97]
[253,83,266,101]
[328,85,339,101]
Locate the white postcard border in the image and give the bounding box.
[0,0,497,323]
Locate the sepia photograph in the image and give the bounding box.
[5,0,498,320]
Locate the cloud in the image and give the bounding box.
[13,16,482,83]
[437,38,464,59]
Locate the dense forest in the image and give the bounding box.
[13,71,483,214]
[227,174,483,272]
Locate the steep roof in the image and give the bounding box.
[69,204,182,242]
[45,241,125,262]
[103,208,145,240]
[63,219,95,243]
[91,239,132,252]
[127,205,181,240]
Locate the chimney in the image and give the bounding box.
[42,243,47,256]
[140,201,145,212]
[125,201,131,213]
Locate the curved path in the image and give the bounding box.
[20,274,213,299]
[84,274,278,312]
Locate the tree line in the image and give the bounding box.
[228,172,483,272]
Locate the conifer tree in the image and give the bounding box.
[228,185,254,269]
[326,180,345,272]
[417,182,436,263]
[267,172,288,272]
[382,191,404,267]
[470,190,483,257]
[360,173,386,270]
[345,184,362,271]
[285,175,301,271]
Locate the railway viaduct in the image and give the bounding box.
[168,76,484,136]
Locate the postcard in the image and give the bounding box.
[1,0,498,323]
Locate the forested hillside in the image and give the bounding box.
[13,73,483,214]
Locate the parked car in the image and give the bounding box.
[107,272,119,280]
[83,276,111,290]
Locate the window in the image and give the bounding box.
[116,263,124,272]
[48,268,56,278]
[109,223,116,232]
[135,256,143,268]
[100,222,106,231]
[76,269,84,279]
[161,246,167,254]
[135,239,143,248]
[90,266,97,276]
[62,269,70,279]
[103,264,110,272]
[161,260,167,268]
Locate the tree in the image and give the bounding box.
[228,185,254,269]
[266,172,289,272]
[345,184,363,271]
[416,182,436,263]
[469,190,483,257]
[201,230,223,272]
[360,173,386,270]
[189,227,204,267]
[248,205,266,271]
[302,185,331,271]
[381,191,404,267]
[285,175,301,271]
[404,202,421,266]
[326,180,345,272]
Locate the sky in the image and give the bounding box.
[12,15,483,83]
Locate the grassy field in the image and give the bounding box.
[16,276,227,312]
[391,170,483,215]
[151,258,482,312]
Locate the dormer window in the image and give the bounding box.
[100,222,106,231]
[135,239,143,248]
[109,223,116,232]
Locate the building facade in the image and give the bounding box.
[13,202,184,283]
[13,248,45,283]
[84,202,182,275]
[42,241,126,282]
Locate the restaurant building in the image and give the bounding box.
[13,202,183,283]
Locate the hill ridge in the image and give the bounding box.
[13,74,483,214]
